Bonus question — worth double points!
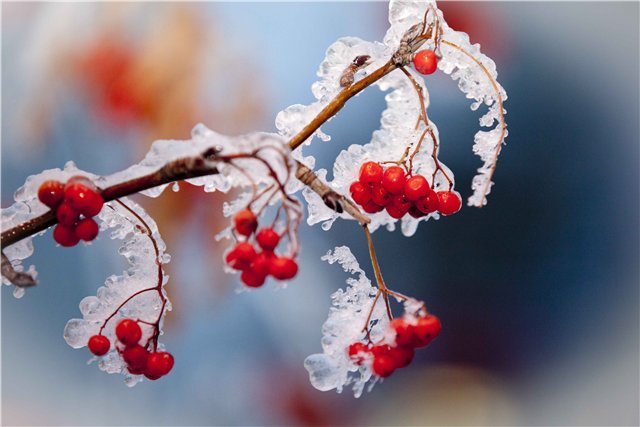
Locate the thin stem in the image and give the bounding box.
[363,225,392,320]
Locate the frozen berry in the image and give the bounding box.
[123,344,149,372]
[79,191,104,217]
[413,49,438,75]
[389,345,414,368]
[56,202,80,227]
[75,218,99,241]
[65,181,97,212]
[250,252,273,277]
[144,351,174,380]
[391,318,415,347]
[256,228,280,251]
[269,257,298,280]
[53,224,80,247]
[234,209,258,236]
[413,315,442,348]
[404,175,430,201]
[225,242,257,270]
[115,319,142,346]
[361,200,384,214]
[437,191,462,216]
[349,181,371,205]
[370,183,392,206]
[372,354,396,378]
[87,335,110,356]
[38,180,65,209]
[382,166,406,195]
[241,268,267,287]
[359,161,383,185]
[348,342,370,365]
[415,190,439,214]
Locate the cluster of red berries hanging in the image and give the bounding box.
[38,176,105,247]
[413,49,438,75]
[225,208,299,288]
[87,319,174,381]
[350,162,461,219]
[348,313,441,378]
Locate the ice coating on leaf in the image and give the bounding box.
[63,197,171,386]
[304,246,387,397]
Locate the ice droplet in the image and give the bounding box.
[304,354,342,391]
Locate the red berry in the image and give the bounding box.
[413,315,442,348]
[413,49,438,75]
[388,346,414,369]
[386,204,407,219]
[256,228,280,251]
[415,190,440,214]
[75,218,99,241]
[370,183,392,206]
[79,191,104,217]
[372,354,396,378]
[359,161,383,185]
[269,257,298,280]
[250,251,273,277]
[65,182,97,212]
[225,242,257,270]
[391,318,415,347]
[241,268,267,287]
[53,224,80,247]
[408,206,426,218]
[234,209,258,236]
[56,202,80,226]
[38,180,65,209]
[348,342,370,365]
[349,181,371,205]
[144,351,174,380]
[392,193,412,211]
[122,344,149,372]
[382,166,406,195]
[115,319,142,346]
[371,344,391,357]
[361,200,384,214]
[437,191,462,216]
[87,335,110,356]
[404,175,430,201]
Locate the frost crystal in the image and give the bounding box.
[63,197,171,386]
[304,247,387,397]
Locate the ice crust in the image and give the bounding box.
[304,246,387,397]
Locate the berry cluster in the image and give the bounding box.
[87,319,174,381]
[350,162,461,219]
[38,176,105,247]
[348,314,441,378]
[225,209,299,288]
[413,49,438,75]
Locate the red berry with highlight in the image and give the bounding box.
[415,190,440,214]
[88,335,110,356]
[349,181,371,205]
[123,344,149,372]
[348,342,370,365]
[53,224,80,247]
[413,49,438,75]
[437,191,462,216]
[234,209,258,236]
[80,191,104,217]
[361,200,384,214]
[56,202,80,226]
[250,251,273,277]
[413,315,442,348]
[382,166,406,195]
[115,319,142,346]
[359,161,383,185]
[65,182,96,212]
[144,351,174,380]
[75,218,99,241]
[256,228,280,251]
[404,175,430,201]
[38,180,65,209]
[269,257,298,280]
[225,242,257,270]
[370,183,392,206]
[391,318,415,347]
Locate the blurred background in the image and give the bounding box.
[1,2,638,426]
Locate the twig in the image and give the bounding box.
[1,252,37,288]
